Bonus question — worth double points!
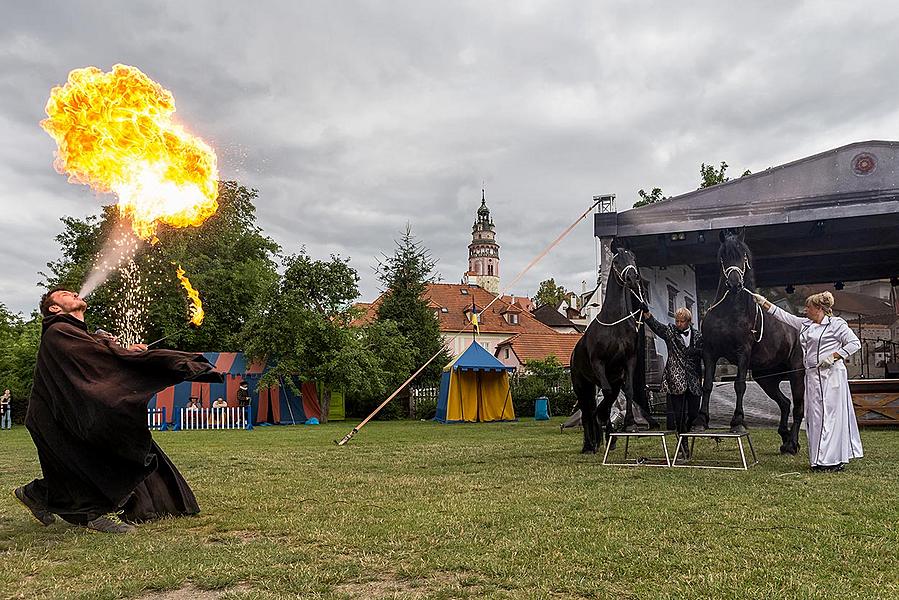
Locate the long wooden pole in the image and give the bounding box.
[334,196,602,446]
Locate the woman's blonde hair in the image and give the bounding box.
[674,307,693,323]
[806,291,835,316]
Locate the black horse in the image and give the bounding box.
[695,230,804,454]
[570,242,656,454]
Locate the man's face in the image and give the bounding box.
[674,316,690,331]
[48,290,87,315]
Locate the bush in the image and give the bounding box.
[510,355,577,418]
[413,397,437,421]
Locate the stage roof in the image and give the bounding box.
[595,140,899,289]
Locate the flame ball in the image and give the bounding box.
[41,64,219,239]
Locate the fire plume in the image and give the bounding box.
[175,265,205,326]
[41,64,219,239]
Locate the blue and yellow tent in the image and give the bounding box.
[435,341,516,423]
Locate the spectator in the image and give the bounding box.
[237,381,250,406]
[1,389,11,430]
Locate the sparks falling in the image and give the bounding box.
[41,64,219,240]
[175,265,204,326]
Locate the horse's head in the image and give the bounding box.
[718,228,751,291]
[609,239,642,296]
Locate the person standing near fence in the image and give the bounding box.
[1,389,11,430]
[14,288,223,533]
[237,381,250,426]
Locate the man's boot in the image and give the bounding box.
[13,486,56,526]
[85,514,136,534]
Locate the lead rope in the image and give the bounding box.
[595,309,643,328]
[700,286,763,343]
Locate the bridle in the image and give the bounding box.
[721,255,751,287]
[595,253,645,331]
[704,254,763,342]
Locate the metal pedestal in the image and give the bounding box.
[673,430,758,470]
[602,431,676,467]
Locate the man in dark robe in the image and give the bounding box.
[14,288,222,533]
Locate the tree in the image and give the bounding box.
[633,187,665,208]
[40,181,280,351]
[0,305,42,423]
[242,250,414,423]
[375,224,449,387]
[699,161,730,188]
[534,278,568,309]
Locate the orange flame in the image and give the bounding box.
[41,64,219,239]
[175,265,204,326]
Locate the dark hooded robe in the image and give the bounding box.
[21,313,222,524]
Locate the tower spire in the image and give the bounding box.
[466,187,500,294]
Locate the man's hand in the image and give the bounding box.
[128,343,148,352]
[640,301,649,317]
[750,292,767,305]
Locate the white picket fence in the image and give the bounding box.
[147,407,167,430]
[177,406,252,431]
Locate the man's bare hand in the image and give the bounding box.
[128,343,148,352]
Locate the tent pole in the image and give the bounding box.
[499,372,512,420]
[458,368,465,422]
[281,377,297,425]
[476,371,482,422]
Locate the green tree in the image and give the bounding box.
[534,278,568,309]
[375,224,449,386]
[0,305,42,423]
[699,161,730,188]
[40,181,280,351]
[242,250,414,423]
[633,187,665,208]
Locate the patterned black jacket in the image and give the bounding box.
[645,314,703,396]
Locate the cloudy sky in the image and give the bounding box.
[3,1,899,315]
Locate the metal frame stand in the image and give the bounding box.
[673,430,758,470]
[602,431,676,467]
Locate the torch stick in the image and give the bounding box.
[334,195,603,446]
[146,323,193,348]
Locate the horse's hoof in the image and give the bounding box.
[623,423,639,433]
[779,442,799,455]
[581,446,597,455]
[730,424,748,434]
[646,419,661,431]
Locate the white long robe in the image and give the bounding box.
[767,305,863,467]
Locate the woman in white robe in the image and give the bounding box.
[751,291,863,471]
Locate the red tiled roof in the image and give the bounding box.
[354,283,558,335]
[495,332,583,367]
[501,295,534,312]
[425,284,557,335]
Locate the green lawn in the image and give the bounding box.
[1,420,897,599]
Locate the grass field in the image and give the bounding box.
[1,420,898,599]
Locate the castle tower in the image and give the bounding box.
[466,189,500,294]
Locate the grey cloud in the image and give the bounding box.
[3,0,899,315]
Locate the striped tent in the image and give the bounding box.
[149,352,326,425]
